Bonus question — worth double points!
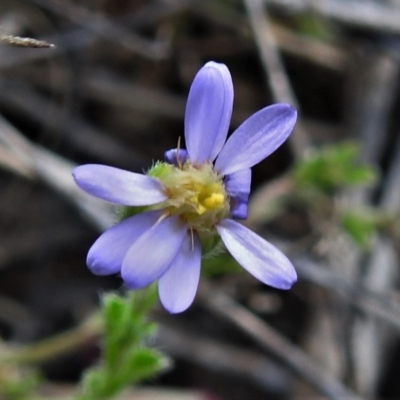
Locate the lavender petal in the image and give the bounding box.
[229,198,249,220]
[121,215,187,289]
[215,104,297,175]
[164,148,189,165]
[185,62,233,164]
[87,211,162,275]
[73,164,167,206]
[225,169,251,219]
[158,232,201,313]
[216,219,297,289]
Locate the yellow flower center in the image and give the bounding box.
[150,162,230,233]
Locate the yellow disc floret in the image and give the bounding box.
[202,192,225,209]
[147,161,230,233]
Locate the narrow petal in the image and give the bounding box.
[225,169,252,196]
[216,219,297,289]
[158,232,201,313]
[225,169,251,219]
[229,198,248,220]
[185,61,233,164]
[73,164,167,206]
[215,104,297,175]
[164,148,188,165]
[121,216,187,289]
[87,211,162,276]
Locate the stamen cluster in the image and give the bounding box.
[148,161,229,233]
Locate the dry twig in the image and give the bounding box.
[244,0,312,159]
[202,289,365,400]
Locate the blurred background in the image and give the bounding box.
[1,0,400,399]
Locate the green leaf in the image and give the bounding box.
[0,369,40,400]
[341,211,377,247]
[293,142,377,193]
[296,13,334,41]
[123,348,169,383]
[76,288,168,400]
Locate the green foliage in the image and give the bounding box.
[340,210,392,248]
[0,369,40,400]
[116,205,146,222]
[199,234,242,276]
[77,288,169,400]
[295,13,333,41]
[201,252,242,277]
[293,142,377,193]
[341,211,377,247]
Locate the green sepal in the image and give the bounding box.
[200,234,242,276]
[201,234,223,259]
[146,161,173,179]
[116,205,147,221]
[201,252,242,277]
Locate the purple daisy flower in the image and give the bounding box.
[73,61,297,313]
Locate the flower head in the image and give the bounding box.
[73,61,297,313]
